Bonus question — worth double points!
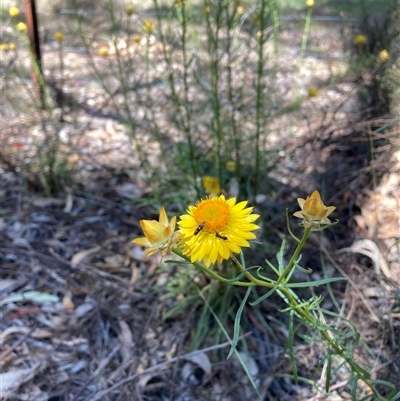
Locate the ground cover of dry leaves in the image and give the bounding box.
[1,2,399,401]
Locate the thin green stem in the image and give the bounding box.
[172,249,254,287]
[300,7,313,60]
[254,0,267,197]
[277,226,312,283]
[224,5,242,186]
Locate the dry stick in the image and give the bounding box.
[24,0,45,108]
[70,343,121,401]
[90,333,252,401]
[0,327,35,362]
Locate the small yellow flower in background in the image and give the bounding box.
[178,195,260,267]
[17,22,27,32]
[226,160,236,172]
[54,32,64,41]
[133,35,142,43]
[293,190,336,228]
[9,7,19,18]
[125,4,135,16]
[202,176,221,195]
[353,34,367,45]
[236,6,244,14]
[379,49,389,62]
[308,87,318,97]
[132,207,179,257]
[9,42,16,50]
[257,30,263,37]
[142,20,154,35]
[306,0,315,7]
[0,43,9,51]
[98,47,109,57]
[204,6,211,14]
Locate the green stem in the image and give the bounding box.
[277,226,312,283]
[254,0,267,197]
[172,249,254,287]
[300,7,313,60]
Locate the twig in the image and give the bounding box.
[70,343,121,401]
[0,327,35,361]
[90,333,252,401]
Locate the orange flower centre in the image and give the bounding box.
[193,198,230,232]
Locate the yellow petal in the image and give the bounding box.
[159,207,169,226]
[132,237,151,246]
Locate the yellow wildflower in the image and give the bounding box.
[178,195,259,267]
[293,190,336,228]
[0,43,9,51]
[54,32,64,41]
[379,49,389,62]
[226,161,236,172]
[17,22,27,32]
[236,6,244,14]
[9,43,16,50]
[202,176,221,195]
[125,4,135,16]
[98,47,109,57]
[133,35,142,43]
[142,20,154,35]
[307,87,318,97]
[132,207,179,257]
[9,7,19,18]
[353,34,367,45]
[204,6,211,14]
[306,0,315,6]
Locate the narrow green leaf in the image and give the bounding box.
[197,288,261,399]
[264,258,280,276]
[391,391,400,401]
[372,379,397,389]
[288,310,298,383]
[276,237,286,273]
[228,286,252,358]
[249,286,278,306]
[226,265,260,282]
[286,208,300,242]
[285,277,347,288]
[325,349,331,392]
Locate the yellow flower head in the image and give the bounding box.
[125,4,135,16]
[142,20,154,35]
[226,160,237,172]
[98,47,109,57]
[308,87,318,97]
[9,43,16,50]
[236,6,244,14]
[17,22,27,32]
[379,49,389,62]
[178,195,260,267]
[9,7,19,18]
[202,176,221,195]
[54,31,64,41]
[293,190,336,228]
[353,34,367,45]
[132,207,179,257]
[306,0,315,7]
[133,35,142,43]
[0,43,9,52]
